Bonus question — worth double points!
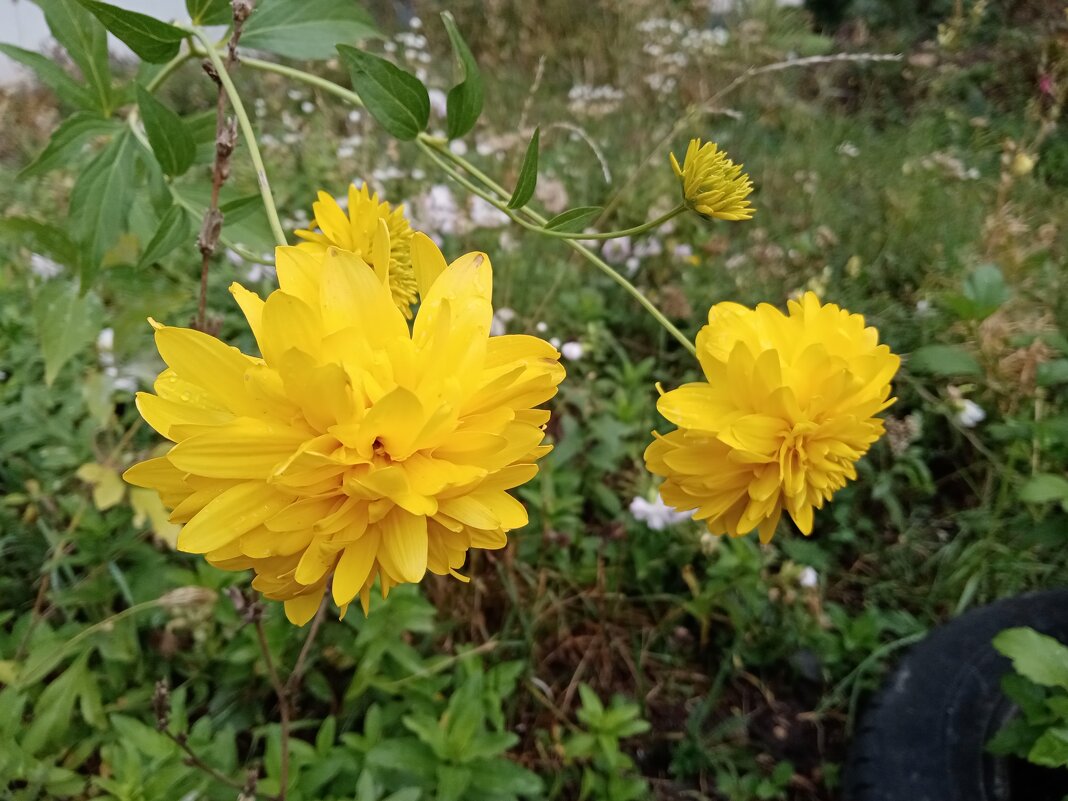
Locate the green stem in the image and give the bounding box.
[145,49,193,94]
[534,204,684,240]
[417,140,696,355]
[189,29,287,248]
[125,115,273,266]
[232,58,695,354]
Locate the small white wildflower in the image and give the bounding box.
[300,101,315,115]
[29,253,62,279]
[535,321,548,333]
[601,236,632,264]
[549,337,561,349]
[625,257,641,276]
[953,398,986,428]
[633,237,663,260]
[428,88,448,119]
[468,196,509,229]
[347,109,362,124]
[337,145,356,159]
[915,299,932,314]
[449,139,468,156]
[490,307,516,336]
[286,89,304,101]
[96,328,115,352]
[534,176,570,214]
[629,494,693,531]
[672,243,694,261]
[799,567,819,589]
[837,141,860,158]
[560,341,584,361]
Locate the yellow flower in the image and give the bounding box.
[645,293,899,543]
[124,237,564,625]
[295,184,418,316]
[670,138,755,221]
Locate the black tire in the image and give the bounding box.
[844,589,1068,801]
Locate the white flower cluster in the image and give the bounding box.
[638,16,729,94]
[903,151,981,181]
[567,84,625,117]
[629,493,693,531]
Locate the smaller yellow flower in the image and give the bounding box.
[295,184,418,316]
[646,293,899,543]
[670,138,755,221]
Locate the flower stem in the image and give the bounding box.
[416,140,696,355]
[533,204,684,240]
[230,58,695,354]
[190,29,287,248]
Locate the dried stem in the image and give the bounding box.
[284,595,329,698]
[194,0,253,332]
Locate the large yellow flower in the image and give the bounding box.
[645,293,899,542]
[124,237,564,624]
[670,138,755,221]
[295,184,418,316]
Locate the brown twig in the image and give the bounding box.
[283,594,329,699]
[153,680,248,792]
[194,0,253,332]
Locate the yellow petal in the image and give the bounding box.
[332,528,381,605]
[168,419,309,479]
[411,231,447,298]
[377,508,427,584]
[284,591,323,626]
[177,482,291,553]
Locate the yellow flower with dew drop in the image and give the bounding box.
[645,292,899,542]
[671,138,755,221]
[295,183,418,316]
[124,237,564,625]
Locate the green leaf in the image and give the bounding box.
[22,655,93,755]
[469,757,544,797]
[20,112,118,179]
[0,44,94,109]
[507,127,540,209]
[907,344,982,377]
[136,85,195,176]
[437,765,472,801]
[1038,359,1068,387]
[33,280,104,385]
[440,11,483,139]
[544,206,603,232]
[186,0,231,25]
[1019,474,1068,505]
[137,205,193,268]
[336,46,429,141]
[73,0,186,63]
[1029,726,1068,768]
[69,130,137,282]
[35,0,113,113]
[0,217,80,267]
[994,628,1068,690]
[962,263,1011,317]
[243,0,378,60]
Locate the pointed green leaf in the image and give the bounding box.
[0,44,94,109]
[243,0,378,60]
[1019,474,1068,505]
[1029,726,1068,768]
[544,206,603,232]
[907,345,982,377]
[20,112,118,178]
[136,85,195,176]
[0,217,80,268]
[33,0,113,112]
[69,130,137,283]
[994,627,1068,690]
[73,0,186,63]
[507,127,540,209]
[186,0,231,25]
[337,45,429,141]
[33,281,104,386]
[138,205,193,268]
[440,11,483,139]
